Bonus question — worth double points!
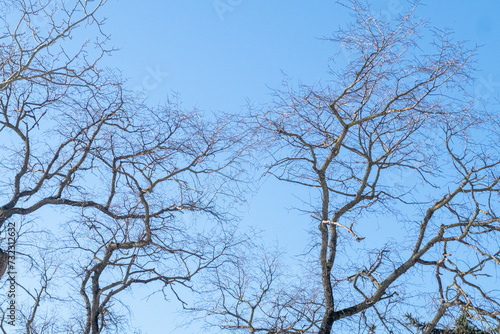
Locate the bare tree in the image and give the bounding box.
[197,1,500,333]
[0,0,249,333]
[61,103,247,334]
[0,0,116,275]
[11,228,62,334]
[189,242,323,334]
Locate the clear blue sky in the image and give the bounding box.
[90,1,500,333]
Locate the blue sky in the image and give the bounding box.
[73,1,500,333]
[98,1,500,111]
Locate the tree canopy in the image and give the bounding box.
[0,1,499,334]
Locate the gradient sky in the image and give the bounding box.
[79,1,500,333]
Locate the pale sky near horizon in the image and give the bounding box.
[91,1,500,333]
